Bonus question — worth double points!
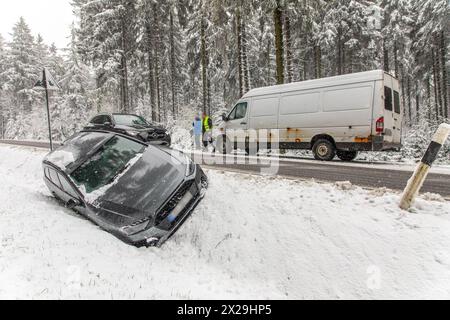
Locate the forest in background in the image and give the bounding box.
[0,0,448,160]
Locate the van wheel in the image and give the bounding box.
[312,139,336,161]
[217,135,232,154]
[337,150,358,162]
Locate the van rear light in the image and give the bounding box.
[376,117,384,134]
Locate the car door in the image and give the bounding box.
[45,167,64,198]
[226,102,249,143]
[57,172,82,204]
[47,167,84,210]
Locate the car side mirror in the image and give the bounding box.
[104,121,113,127]
[66,198,82,210]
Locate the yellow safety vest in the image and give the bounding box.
[204,117,211,132]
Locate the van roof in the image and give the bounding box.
[242,70,389,100]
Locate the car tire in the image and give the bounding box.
[337,150,358,162]
[312,139,336,161]
[217,135,232,154]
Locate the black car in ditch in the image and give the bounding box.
[43,130,208,247]
[85,113,172,146]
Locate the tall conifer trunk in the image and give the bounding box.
[274,0,284,85]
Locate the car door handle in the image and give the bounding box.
[240,122,247,125]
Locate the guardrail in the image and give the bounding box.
[0,140,62,150]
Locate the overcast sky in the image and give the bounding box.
[0,0,73,48]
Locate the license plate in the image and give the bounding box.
[167,189,194,223]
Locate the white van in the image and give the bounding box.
[217,70,403,161]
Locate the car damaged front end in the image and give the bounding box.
[43,131,208,248]
[119,164,208,247]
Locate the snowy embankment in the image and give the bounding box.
[0,145,450,300]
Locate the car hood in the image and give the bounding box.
[94,146,187,226]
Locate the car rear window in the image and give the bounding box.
[394,90,401,114]
[384,86,393,111]
[91,115,111,125]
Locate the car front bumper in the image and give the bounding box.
[144,134,172,147]
[123,167,208,248]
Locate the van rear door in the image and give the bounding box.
[382,74,402,145]
[391,78,403,144]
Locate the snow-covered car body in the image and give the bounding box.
[84,113,172,147]
[42,130,208,247]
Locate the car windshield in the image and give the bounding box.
[70,136,146,194]
[113,115,149,127]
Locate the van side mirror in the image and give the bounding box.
[221,114,228,122]
[66,198,82,210]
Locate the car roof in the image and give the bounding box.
[44,131,115,174]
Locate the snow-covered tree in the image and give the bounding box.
[0,0,447,146]
[3,17,40,113]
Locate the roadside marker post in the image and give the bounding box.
[400,123,450,210]
[33,68,61,152]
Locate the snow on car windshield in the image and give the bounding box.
[70,136,145,201]
[45,132,112,171]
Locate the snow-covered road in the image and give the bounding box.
[1,145,450,299]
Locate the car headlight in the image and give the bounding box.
[122,217,151,236]
[185,155,196,177]
[126,130,142,137]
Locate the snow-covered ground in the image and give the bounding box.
[1,145,450,300]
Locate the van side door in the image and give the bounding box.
[226,102,249,143]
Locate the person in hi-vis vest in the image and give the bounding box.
[202,113,213,149]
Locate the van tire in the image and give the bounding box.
[217,135,232,154]
[312,139,336,161]
[337,150,358,162]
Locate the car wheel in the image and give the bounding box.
[217,135,232,154]
[337,150,358,162]
[312,139,336,161]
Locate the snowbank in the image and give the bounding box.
[0,145,450,299]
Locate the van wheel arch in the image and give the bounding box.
[311,135,337,161]
[310,134,336,150]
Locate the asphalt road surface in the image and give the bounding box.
[1,140,449,197]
